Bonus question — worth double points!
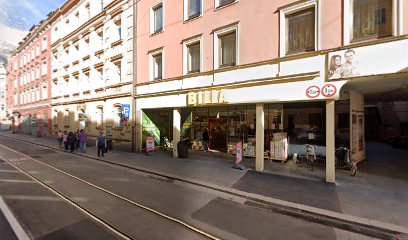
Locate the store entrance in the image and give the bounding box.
[208,118,228,152]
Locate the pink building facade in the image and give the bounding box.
[134,0,408,182]
[7,23,52,137]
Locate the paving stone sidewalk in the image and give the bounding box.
[1,132,408,230]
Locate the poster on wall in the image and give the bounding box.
[142,112,160,147]
[328,40,408,80]
[358,115,364,151]
[352,114,358,154]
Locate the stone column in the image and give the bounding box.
[326,100,336,183]
[173,108,181,158]
[256,104,265,171]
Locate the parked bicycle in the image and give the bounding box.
[335,145,357,176]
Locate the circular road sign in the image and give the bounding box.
[306,86,320,98]
[321,84,337,98]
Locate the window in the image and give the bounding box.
[36,44,40,56]
[86,3,91,20]
[65,110,70,126]
[216,0,236,8]
[117,22,122,40]
[150,49,163,81]
[286,8,315,54]
[219,31,236,67]
[152,3,163,34]
[186,0,202,20]
[42,37,47,51]
[97,107,103,127]
[36,65,40,79]
[0,104,4,111]
[352,0,392,41]
[100,0,104,11]
[114,62,122,82]
[42,61,47,76]
[0,91,4,99]
[105,27,110,44]
[184,39,201,74]
[42,83,48,100]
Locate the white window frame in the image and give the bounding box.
[150,1,164,35]
[343,0,403,45]
[149,48,164,81]
[279,0,319,57]
[184,0,203,21]
[213,24,239,69]
[183,35,203,75]
[215,0,238,9]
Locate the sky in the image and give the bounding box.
[0,0,66,45]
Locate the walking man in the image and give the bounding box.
[78,129,87,153]
[63,131,69,151]
[67,132,76,153]
[96,133,107,157]
[57,130,63,148]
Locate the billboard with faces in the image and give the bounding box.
[328,40,408,80]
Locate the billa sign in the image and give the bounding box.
[187,89,228,106]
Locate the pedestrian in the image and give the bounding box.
[67,132,76,153]
[78,129,88,153]
[96,133,107,157]
[202,129,209,152]
[63,131,69,151]
[57,130,63,148]
[75,130,80,150]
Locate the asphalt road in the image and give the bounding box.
[0,137,376,240]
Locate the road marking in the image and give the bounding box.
[0,179,35,183]
[2,195,65,202]
[0,196,31,240]
[0,170,20,173]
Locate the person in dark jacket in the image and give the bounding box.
[67,132,76,153]
[96,133,107,157]
[202,129,209,152]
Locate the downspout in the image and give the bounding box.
[131,0,138,152]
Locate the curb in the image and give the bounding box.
[1,134,408,239]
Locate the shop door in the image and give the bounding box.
[208,118,228,152]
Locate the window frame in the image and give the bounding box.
[149,48,164,81]
[184,0,203,22]
[213,24,239,69]
[343,0,403,45]
[279,0,319,57]
[183,36,203,75]
[215,0,238,9]
[150,2,164,35]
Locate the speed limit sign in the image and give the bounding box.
[321,84,337,97]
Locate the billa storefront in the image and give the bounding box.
[136,50,350,182]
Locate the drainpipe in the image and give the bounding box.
[131,0,138,152]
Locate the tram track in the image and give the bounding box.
[0,134,406,239]
[0,142,220,240]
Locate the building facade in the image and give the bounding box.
[6,22,52,136]
[134,0,408,182]
[50,0,134,149]
[0,64,8,130]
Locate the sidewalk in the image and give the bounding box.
[1,132,408,234]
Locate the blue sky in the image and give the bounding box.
[0,0,66,44]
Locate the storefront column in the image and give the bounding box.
[256,104,264,171]
[326,100,336,183]
[173,108,181,158]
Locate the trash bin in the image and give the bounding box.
[177,138,190,158]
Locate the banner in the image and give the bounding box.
[142,112,160,146]
[235,141,243,164]
[146,136,155,152]
[328,40,408,80]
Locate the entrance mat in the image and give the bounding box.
[232,170,342,212]
[192,197,336,240]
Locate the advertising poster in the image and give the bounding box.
[328,40,408,80]
[146,136,155,152]
[142,112,160,147]
[235,141,243,164]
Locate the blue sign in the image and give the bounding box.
[121,104,130,123]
